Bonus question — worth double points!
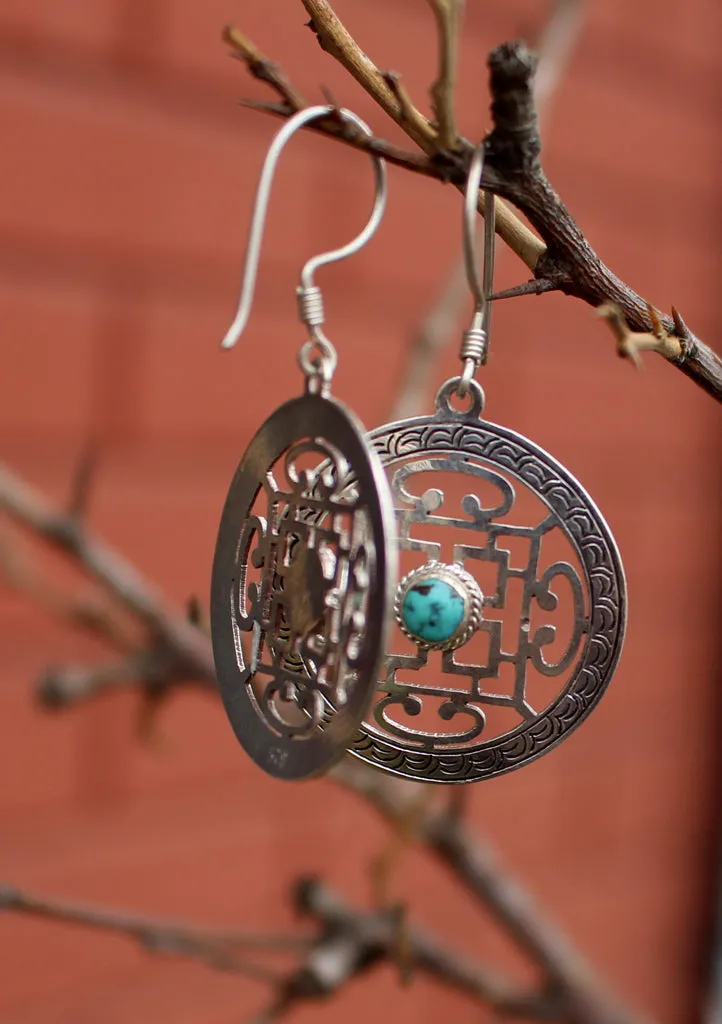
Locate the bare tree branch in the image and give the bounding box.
[302,0,436,149]
[221,8,721,401]
[0,462,217,692]
[298,0,541,265]
[238,98,442,178]
[482,41,720,397]
[0,884,296,983]
[292,876,554,1017]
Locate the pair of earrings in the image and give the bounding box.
[210,106,626,785]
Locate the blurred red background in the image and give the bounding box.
[0,1,720,1021]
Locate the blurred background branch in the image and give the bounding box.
[0,455,649,1024]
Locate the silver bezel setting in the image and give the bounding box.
[394,560,483,652]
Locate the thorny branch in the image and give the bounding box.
[0,879,553,1022]
[0,460,648,1024]
[223,2,722,402]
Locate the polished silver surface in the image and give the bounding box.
[459,140,496,392]
[350,377,627,783]
[211,391,397,780]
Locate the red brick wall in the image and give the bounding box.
[0,2,720,1021]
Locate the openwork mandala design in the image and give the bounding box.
[211,392,395,780]
[349,381,626,783]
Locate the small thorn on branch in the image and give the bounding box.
[670,304,695,352]
[223,25,307,112]
[380,71,432,140]
[489,278,559,301]
[597,301,683,370]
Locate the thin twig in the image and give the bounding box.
[238,99,441,178]
[0,463,217,691]
[381,71,429,134]
[302,0,435,148]
[223,25,307,112]
[299,0,540,264]
[0,526,141,653]
[427,0,464,151]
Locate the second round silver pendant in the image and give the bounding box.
[348,377,627,784]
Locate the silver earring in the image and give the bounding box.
[210,106,397,781]
[349,141,627,784]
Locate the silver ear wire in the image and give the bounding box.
[220,104,388,384]
[458,140,496,396]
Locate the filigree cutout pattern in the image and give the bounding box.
[211,392,395,780]
[349,387,626,783]
[233,437,372,736]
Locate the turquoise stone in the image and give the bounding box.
[401,578,465,644]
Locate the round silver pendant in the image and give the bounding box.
[210,390,397,780]
[349,378,627,783]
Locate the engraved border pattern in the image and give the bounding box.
[348,415,627,783]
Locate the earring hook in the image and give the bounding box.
[220,105,388,379]
[458,139,496,396]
